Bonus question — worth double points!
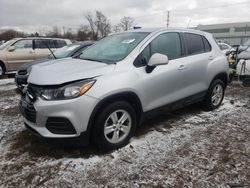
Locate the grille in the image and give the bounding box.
[20,97,36,123]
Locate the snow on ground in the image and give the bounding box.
[0,79,249,187]
[0,78,16,91]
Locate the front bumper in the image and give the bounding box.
[20,93,99,143]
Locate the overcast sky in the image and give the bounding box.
[0,0,250,33]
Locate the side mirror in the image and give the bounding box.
[148,53,169,67]
[146,53,169,73]
[8,46,15,52]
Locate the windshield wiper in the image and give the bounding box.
[81,58,106,63]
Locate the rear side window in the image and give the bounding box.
[184,33,204,55]
[55,40,67,48]
[202,37,212,52]
[35,39,56,49]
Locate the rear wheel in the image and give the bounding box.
[203,79,225,111]
[92,101,137,151]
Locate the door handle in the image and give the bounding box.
[29,51,34,54]
[178,65,186,71]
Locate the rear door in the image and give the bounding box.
[6,39,35,71]
[181,33,212,97]
[34,39,55,60]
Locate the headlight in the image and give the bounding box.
[40,80,95,100]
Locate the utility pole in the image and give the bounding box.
[167,11,170,28]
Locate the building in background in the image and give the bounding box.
[196,22,250,46]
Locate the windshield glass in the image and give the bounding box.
[79,32,149,63]
[243,39,250,46]
[0,39,15,50]
[50,44,81,59]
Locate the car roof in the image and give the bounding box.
[17,37,69,40]
[122,27,210,36]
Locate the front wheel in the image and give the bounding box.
[203,79,225,111]
[92,101,137,151]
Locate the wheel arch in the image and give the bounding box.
[211,72,228,86]
[86,91,144,140]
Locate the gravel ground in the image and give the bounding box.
[0,79,249,188]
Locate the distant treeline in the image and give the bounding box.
[0,11,135,42]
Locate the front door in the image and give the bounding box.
[6,39,35,71]
[135,32,187,111]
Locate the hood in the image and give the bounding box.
[28,58,116,85]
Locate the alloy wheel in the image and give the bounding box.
[104,110,132,144]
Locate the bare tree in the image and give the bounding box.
[85,10,111,40]
[77,25,92,41]
[112,24,121,33]
[118,16,135,31]
[95,11,111,38]
[85,12,97,40]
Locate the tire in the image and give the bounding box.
[203,79,225,111]
[92,101,137,151]
[0,63,5,78]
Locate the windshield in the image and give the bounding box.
[79,32,149,63]
[243,39,250,46]
[50,44,81,59]
[0,39,15,50]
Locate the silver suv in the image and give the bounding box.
[20,28,228,150]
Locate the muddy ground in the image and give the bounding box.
[0,79,249,188]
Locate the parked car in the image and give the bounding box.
[0,37,71,77]
[20,28,228,150]
[15,41,94,89]
[218,42,234,54]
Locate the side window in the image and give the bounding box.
[134,45,150,67]
[34,40,47,49]
[13,40,33,49]
[35,39,57,49]
[202,37,212,52]
[48,40,56,48]
[134,32,182,67]
[151,32,182,60]
[184,33,205,55]
[55,40,66,48]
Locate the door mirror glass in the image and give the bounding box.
[148,53,169,67]
[8,46,15,52]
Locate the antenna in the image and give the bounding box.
[167,11,170,28]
